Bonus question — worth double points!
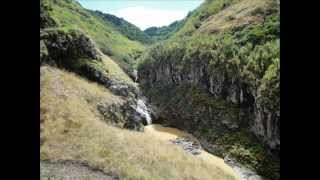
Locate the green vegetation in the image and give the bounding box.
[144,20,185,41]
[40,0,56,28]
[141,78,279,180]
[99,55,136,86]
[41,0,145,70]
[40,0,280,179]
[40,26,136,100]
[169,0,238,38]
[139,0,280,100]
[142,83,240,138]
[140,32,279,89]
[138,0,280,179]
[91,11,153,44]
[216,130,280,179]
[40,28,109,86]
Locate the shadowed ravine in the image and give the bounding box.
[131,70,267,180]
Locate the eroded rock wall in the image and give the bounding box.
[138,60,279,153]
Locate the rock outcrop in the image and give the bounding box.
[170,137,202,155]
[40,0,56,29]
[138,61,280,179]
[40,29,141,98]
[137,0,280,156]
[79,64,139,97]
[40,28,152,131]
[138,61,279,154]
[40,29,101,67]
[224,155,268,180]
[97,97,153,131]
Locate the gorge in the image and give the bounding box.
[40,0,280,179]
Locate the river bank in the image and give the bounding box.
[145,124,267,180]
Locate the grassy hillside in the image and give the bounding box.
[167,0,278,39]
[91,11,153,44]
[41,0,145,69]
[40,0,280,179]
[40,65,238,180]
[168,0,239,38]
[144,20,185,41]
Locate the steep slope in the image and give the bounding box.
[138,0,280,179]
[144,20,185,41]
[91,11,153,44]
[41,0,147,153]
[41,0,144,70]
[40,65,239,180]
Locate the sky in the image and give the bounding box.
[77,0,204,30]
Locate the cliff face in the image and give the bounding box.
[138,0,279,178]
[138,58,279,152]
[138,39,280,178]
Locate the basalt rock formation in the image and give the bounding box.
[138,59,279,153]
[138,0,280,179]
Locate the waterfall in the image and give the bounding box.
[136,98,152,125]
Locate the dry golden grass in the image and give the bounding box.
[40,65,238,180]
[196,0,268,35]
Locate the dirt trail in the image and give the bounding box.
[40,161,118,180]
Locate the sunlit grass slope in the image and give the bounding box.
[170,0,273,38]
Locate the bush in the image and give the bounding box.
[216,130,280,179]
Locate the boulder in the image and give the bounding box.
[224,155,269,180]
[97,98,153,131]
[170,137,202,155]
[40,29,101,68]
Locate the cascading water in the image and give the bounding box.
[136,98,152,125]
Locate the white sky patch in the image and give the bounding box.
[111,6,186,30]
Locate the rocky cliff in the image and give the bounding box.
[139,58,279,152]
[138,0,279,179]
[138,31,279,180]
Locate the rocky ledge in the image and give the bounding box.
[224,155,269,180]
[97,97,153,131]
[170,137,202,155]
